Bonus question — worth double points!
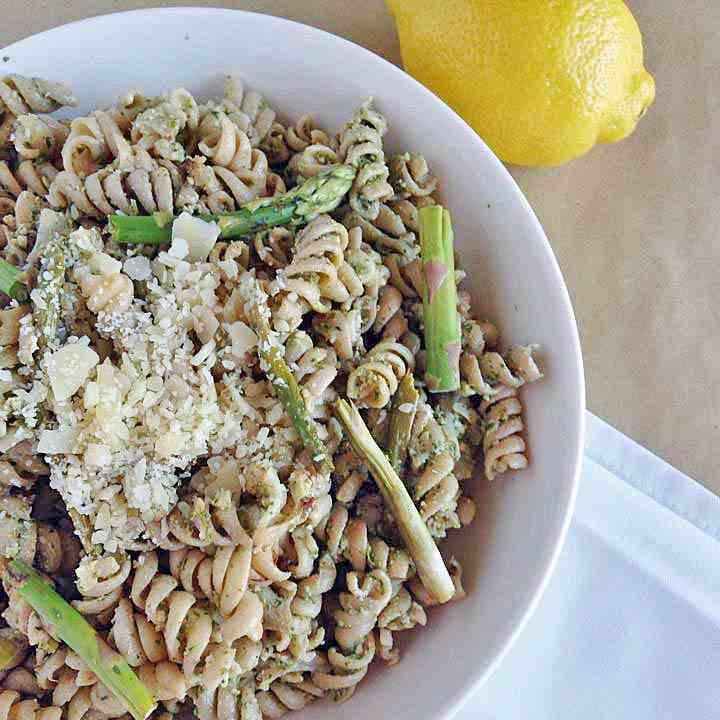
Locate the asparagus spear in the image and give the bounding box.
[250,302,333,474]
[386,371,419,475]
[333,398,455,604]
[109,164,356,245]
[0,259,28,302]
[262,342,334,474]
[8,560,156,720]
[419,205,461,393]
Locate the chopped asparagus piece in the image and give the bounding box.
[288,163,356,221]
[386,371,419,474]
[0,260,28,302]
[8,560,157,720]
[215,200,296,239]
[110,164,356,245]
[249,296,333,474]
[333,398,455,604]
[419,205,461,393]
[261,343,334,474]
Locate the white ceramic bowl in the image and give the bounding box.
[3,8,585,719]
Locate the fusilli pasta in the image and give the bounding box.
[388,153,437,199]
[13,115,69,161]
[0,690,63,720]
[127,550,235,691]
[0,75,76,116]
[49,164,174,218]
[337,99,393,221]
[72,554,132,627]
[347,340,415,409]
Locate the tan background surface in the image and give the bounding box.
[1,0,717,493]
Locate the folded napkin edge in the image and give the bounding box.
[585,413,720,544]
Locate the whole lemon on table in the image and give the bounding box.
[386,0,656,166]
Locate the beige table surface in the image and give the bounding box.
[1,0,717,493]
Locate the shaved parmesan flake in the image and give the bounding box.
[172,212,220,261]
[228,321,258,356]
[168,236,189,260]
[47,344,99,400]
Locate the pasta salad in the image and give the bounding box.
[0,73,542,720]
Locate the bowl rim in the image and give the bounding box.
[3,6,586,716]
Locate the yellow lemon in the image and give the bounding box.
[387,0,656,166]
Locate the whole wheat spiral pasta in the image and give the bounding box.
[0,690,63,720]
[346,340,415,409]
[253,227,292,269]
[168,545,263,644]
[72,554,131,626]
[197,679,269,720]
[130,89,198,162]
[61,111,133,176]
[127,550,236,691]
[0,75,76,116]
[337,99,393,221]
[277,214,356,315]
[0,160,57,198]
[285,115,331,152]
[312,570,392,701]
[186,150,268,211]
[48,164,173,218]
[13,115,69,161]
[388,152,438,199]
[163,494,253,549]
[109,601,191,702]
[343,202,419,259]
[287,142,338,181]
[262,121,291,166]
[219,75,276,149]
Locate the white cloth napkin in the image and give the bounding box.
[458,413,720,720]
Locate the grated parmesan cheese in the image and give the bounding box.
[123,255,152,281]
[38,427,80,454]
